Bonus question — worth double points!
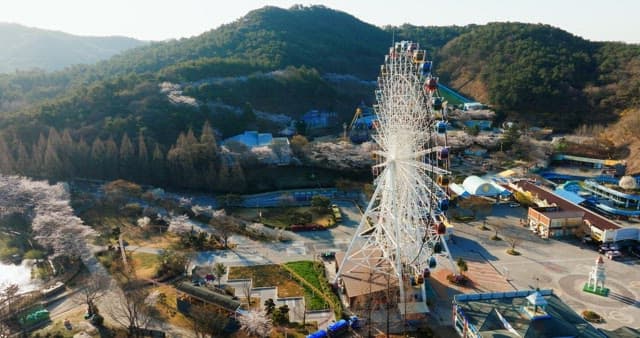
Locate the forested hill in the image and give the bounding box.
[437,22,640,129]
[0,23,144,73]
[0,6,639,151]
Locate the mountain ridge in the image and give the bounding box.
[0,22,145,73]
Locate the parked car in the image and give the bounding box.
[599,243,619,253]
[606,250,622,260]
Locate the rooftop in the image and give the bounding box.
[454,289,602,338]
[335,250,397,298]
[515,180,620,231]
[175,280,241,313]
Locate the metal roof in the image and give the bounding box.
[553,189,586,205]
[175,281,241,312]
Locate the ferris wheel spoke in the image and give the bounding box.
[336,40,458,314]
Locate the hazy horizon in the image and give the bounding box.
[2,0,639,44]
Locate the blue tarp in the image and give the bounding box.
[554,189,586,205]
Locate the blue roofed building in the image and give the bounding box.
[301,110,338,129]
[453,289,602,338]
[223,131,292,165]
[223,131,273,148]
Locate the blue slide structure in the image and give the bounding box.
[437,83,473,104]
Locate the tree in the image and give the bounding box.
[78,274,108,317]
[190,303,229,338]
[506,235,523,255]
[457,257,468,276]
[290,134,309,158]
[109,283,153,337]
[242,102,257,126]
[311,195,331,213]
[0,284,20,322]
[200,120,218,152]
[210,215,236,249]
[491,221,509,241]
[238,311,272,338]
[294,120,307,136]
[119,133,135,178]
[91,138,107,178]
[264,298,276,315]
[272,304,290,325]
[104,136,119,179]
[242,279,253,307]
[213,262,227,288]
[158,249,191,277]
[137,131,149,176]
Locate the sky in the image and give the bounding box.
[1,0,639,43]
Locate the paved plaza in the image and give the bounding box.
[432,204,640,331]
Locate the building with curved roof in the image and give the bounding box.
[460,176,509,197]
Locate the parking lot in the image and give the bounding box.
[445,204,640,330]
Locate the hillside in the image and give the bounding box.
[0,5,639,192]
[437,22,640,131]
[603,108,640,175]
[0,23,144,73]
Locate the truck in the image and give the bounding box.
[331,204,342,222]
[306,316,359,338]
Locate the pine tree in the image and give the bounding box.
[91,138,106,179]
[43,128,63,178]
[228,157,247,193]
[74,137,91,178]
[32,133,48,175]
[119,133,135,179]
[151,143,167,185]
[0,136,14,174]
[59,129,75,177]
[200,121,217,152]
[15,141,31,175]
[104,136,119,179]
[137,131,149,181]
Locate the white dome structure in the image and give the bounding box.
[462,175,509,196]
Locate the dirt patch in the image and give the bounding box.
[228,264,304,298]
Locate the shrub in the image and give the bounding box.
[582,310,602,323]
[506,248,521,255]
[447,274,468,285]
[91,314,104,326]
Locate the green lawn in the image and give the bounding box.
[284,261,341,312]
[230,206,334,229]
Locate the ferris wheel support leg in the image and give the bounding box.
[333,182,383,285]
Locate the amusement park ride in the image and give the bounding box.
[336,40,458,313]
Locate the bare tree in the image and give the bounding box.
[210,215,237,249]
[78,275,108,316]
[190,303,229,338]
[506,236,523,255]
[491,222,505,241]
[109,283,153,337]
[241,279,253,307]
[0,284,20,321]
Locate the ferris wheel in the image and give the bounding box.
[335,41,457,312]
